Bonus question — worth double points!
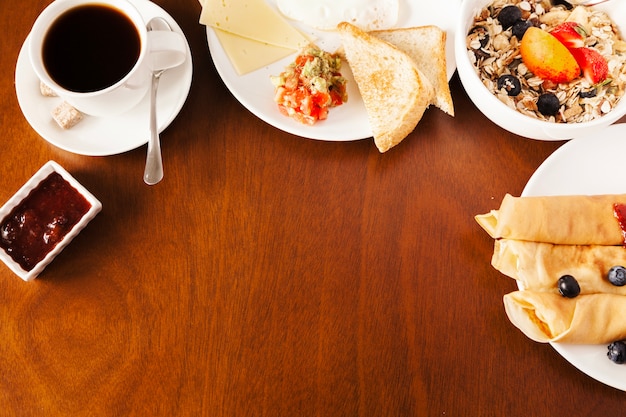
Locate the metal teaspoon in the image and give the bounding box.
[143,17,184,185]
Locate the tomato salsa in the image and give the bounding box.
[271,45,348,125]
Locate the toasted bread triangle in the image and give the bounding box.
[337,22,435,152]
[371,25,454,116]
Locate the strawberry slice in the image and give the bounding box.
[570,47,609,84]
[550,22,586,49]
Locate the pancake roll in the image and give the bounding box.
[492,239,626,295]
[476,193,626,245]
[503,290,626,344]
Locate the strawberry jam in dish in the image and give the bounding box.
[466,0,626,123]
[271,45,348,125]
[0,172,92,271]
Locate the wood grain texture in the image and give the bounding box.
[1,1,626,415]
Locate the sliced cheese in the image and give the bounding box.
[199,0,310,50]
[213,28,296,75]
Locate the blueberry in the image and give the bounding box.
[608,341,626,364]
[608,266,626,286]
[469,25,490,48]
[497,75,522,96]
[498,6,522,29]
[557,275,580,298]
[537,93,560,116]
[512,20,532,39]
[580,89,597,99]
[552,0,574,10]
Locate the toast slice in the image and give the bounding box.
[337,22,435,153]
[371,26,454,116]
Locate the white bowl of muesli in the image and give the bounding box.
[455,0,626,140]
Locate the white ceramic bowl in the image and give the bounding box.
[455,0,626,140]
[0,161,102,281]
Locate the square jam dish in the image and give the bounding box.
[0,161,102,281]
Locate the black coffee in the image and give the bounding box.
[43,4,141,93]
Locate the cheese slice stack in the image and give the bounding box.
[199,0,311,74]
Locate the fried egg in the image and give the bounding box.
[276,0,399,31]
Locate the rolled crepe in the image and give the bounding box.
[476,193,626,245]
[493,239,626,295]
[503,290,626,343]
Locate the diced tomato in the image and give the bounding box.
[312,91,330,108]
[283,72,299,90]
[329,89,344,107]
[295,54,314,67]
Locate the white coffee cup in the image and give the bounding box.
[28,0,186,117]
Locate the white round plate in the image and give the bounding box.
[15,0,193,156]
[522,123,626,390]
[205,0,460,141]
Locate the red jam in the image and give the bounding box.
[0,172,91,271]
[614,203,626,243]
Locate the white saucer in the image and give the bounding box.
[15,0,193,156]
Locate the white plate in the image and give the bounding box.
[205,0,460,141]
[522,124,626,390]
[15,0,193,156]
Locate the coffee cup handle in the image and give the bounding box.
[146,30,186,71]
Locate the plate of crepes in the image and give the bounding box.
[199,0,459,152]
[475,124,626,390]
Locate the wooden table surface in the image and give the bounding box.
[2,0,626,415]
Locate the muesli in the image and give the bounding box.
[467,0,626,123]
